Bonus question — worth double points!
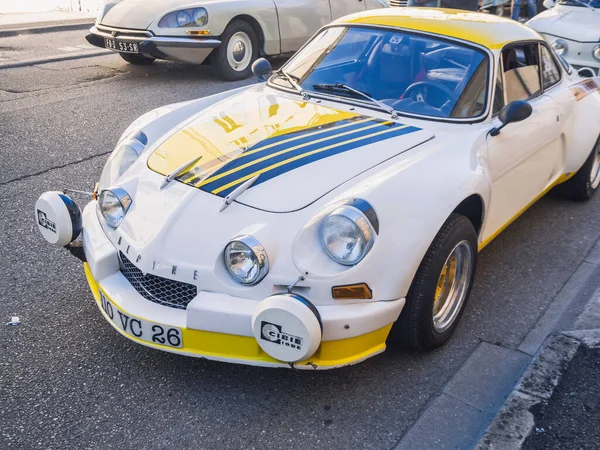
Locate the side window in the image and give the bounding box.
[493,62,505,115]
[501,43,541,103]
[540,45,561,89]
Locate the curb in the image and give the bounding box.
[475,329,600,449]
[393,237,600,450]
[0,49,113,70]
[0,20,93,38]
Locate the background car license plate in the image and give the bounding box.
[104,38,139,54]
[99,291,183,348]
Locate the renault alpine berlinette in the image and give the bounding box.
[36,9,600,369]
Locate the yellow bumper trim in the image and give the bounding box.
[84,264,391,369]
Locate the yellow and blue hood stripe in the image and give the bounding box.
[148,105,420,198]
[193,117,418,197]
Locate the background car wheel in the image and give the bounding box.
[555,137,600,201]
[119,53,155,65]
[389,213,478,352]
[210,20,258,81]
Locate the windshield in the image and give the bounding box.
[558,0,600,6]
[271,26,490,119]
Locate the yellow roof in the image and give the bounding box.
[338,8,542,50]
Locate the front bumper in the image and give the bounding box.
[82,202,405,369]
[86,24,221,64]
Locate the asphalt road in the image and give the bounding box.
[0,28,103,65]
[524,347,600,449]
[2,29,600,450]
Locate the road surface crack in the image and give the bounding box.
[0,151,111,187]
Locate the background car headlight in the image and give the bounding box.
[593,46,600,62]
[158,8,208,28]
[99,132,147,190]
[98,187,132,228]
[552,39,568,56]
[320,205,376,266]
[224,236,268,285]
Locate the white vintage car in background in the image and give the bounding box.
[85,0,388,80]
[528,0,600,75]
[37,9,600,369]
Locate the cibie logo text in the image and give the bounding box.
[37,210,56,233]
[260,321,303,350]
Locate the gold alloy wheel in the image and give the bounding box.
[432,240,473,333]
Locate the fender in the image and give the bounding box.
[311,127,490,300]
[145,1,281,55]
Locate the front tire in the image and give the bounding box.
[210,20,258,81]
[119,53,155,65]
[555,137,600,201]
[390,214,478,352]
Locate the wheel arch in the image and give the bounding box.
[452,194,485,236]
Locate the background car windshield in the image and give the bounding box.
[273,26,490,119]
[559,0,600,6]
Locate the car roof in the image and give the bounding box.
[336,8,542,50]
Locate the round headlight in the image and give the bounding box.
[224,236,269,285]
[192,8,208,26]
[98,188,132,228]
[320,205,376,266]
[176,10,191,26]
[593,46,600,62]
[552,39,568,56]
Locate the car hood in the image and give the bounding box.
[100,0,201,29]
[528,7,600,42]
[146,86,434,213]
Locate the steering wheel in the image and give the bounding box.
[403,81,458,108]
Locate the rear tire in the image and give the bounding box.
[555,137,600,201]
[210,20,258,81]
[389,214,478,352]
[120,53,155,65]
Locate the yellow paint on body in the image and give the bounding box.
[84,264,391,369]
[341,8,542,50]
[478,172,576,251]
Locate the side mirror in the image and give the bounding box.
[252,58,273,82]
[542,0,555,8]
[490,100,532,137]
[577,67,596,78]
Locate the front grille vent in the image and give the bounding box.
[389,0,408,6]
[96,24,153,39]
[119,252,197,310]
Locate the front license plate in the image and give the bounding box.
[104,38,139,54]
[99,291,183,348]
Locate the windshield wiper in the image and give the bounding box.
[274,69,307,98]
[312,83,397,117]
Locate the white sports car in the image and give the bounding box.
[528,0,600,75]
[85,0,388,80]
[37,9,600,369]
